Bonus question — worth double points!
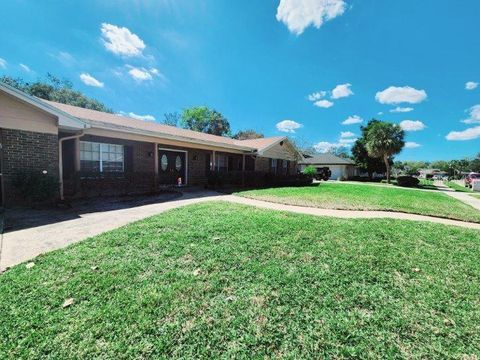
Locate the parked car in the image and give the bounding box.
[465,173,480,188]
[315,167,332,181]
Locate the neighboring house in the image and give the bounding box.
[418,169,447,179]
[298,154,358,180]
[0,83,300,206]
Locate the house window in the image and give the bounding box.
[283,160,288,174]
[80,141,124,173]
[160,154,168,171]
[216,154,228,172]
[271,159,278,174]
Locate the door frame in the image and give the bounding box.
[158,147,188,185]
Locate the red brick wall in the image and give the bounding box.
[1,128,59,206]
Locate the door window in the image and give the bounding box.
[160,154,168,171]
[175,155,182,171]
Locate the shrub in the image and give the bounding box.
[302,165,317,177]
[206,171,313,189]
[12,170,58,204]
[396,175,420,187]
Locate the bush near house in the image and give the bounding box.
[302,165,316,177]
[396,175,420,187]
[12,171,58,204]
[207,171,313,189]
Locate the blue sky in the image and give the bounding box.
[1,0,479,160]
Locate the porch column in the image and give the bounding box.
[212,150,216,171]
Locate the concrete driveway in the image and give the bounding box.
[0,190,223,272]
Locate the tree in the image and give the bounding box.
[1,74,113,113]
[365,121,405,183]
[351,120,387,179]
[233,129,264,140]
[180,106,231,136]
[162,112,180,127]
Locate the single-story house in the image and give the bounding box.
[0,82,300,206]
[298,154,358,180]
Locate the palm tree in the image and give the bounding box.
[365,121,405,183]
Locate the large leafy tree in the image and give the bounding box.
[0,74,112,113]
[180,106,231,136]
[233,129,264,140]
[365,121,405,183]
[351,120,388,179]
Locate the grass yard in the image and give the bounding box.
[1,202,480,358]
[238,183,480,223]
[445,181,472,193]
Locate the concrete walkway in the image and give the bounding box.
[1,191,480,272]
[433,180,480,211]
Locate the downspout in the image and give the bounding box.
[59,131,84,201]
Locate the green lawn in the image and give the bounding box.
[445,181,472,193]
[1,202,480,358]
[238,183,480,223]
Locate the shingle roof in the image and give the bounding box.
[42,100,281,152]
[299,153,355,165]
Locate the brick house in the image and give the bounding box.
[0,83,300,206]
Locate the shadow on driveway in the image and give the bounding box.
[4,191,183,233]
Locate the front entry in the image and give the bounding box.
[158,149,187,186]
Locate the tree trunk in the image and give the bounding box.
[384,154,390,183]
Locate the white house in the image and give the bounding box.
[298,154,358,180]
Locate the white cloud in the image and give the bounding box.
[338,137,356,145]
[341,115,363,125]
[101,23,146,57]
[390,106,414,113]
[331,83,353,99]
[79,73,104,88]
[405,142,421,149]
[462,105,480,124]
[119,111,155,121]
[19,63,31,72]
[276,120,303,133]
[340,131,355,138]
[276,0,347,35]
[313,141,339,153]
[399,120,426,132]
[446,126,480,141]
[126,66,164,82]
[375,86,427,104]
[0,57,6,69]
[465,81,478,90]
[314,99,334,108]
[307,91,326,101]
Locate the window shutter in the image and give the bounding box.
[124,146,134,173]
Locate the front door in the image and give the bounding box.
[158,150,187,185]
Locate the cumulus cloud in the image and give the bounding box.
[276,120,303,133]
[399,120,426,132]
[101,23,146,57]
[80,73,104,88]
[390,106,414,113]
[446,126,480,141]
[465,81,478,90]
[276,0,347,35]
[0,57,6,69]
[331,83,353,99]
[307,91,326,101]
[126,66,164,82]
[341,115,363,125]
[19,63,31,72]
[313,141,339,153]
[314,99,334,108]
[405,142,421,148]
[375,86,427,104]
[340,131,356,138]
[118,111,156,121]
[462,105,480,124]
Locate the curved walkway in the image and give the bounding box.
[1,191,479,272]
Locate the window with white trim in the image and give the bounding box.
[80,141,124,173]
[215,154,228,172]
